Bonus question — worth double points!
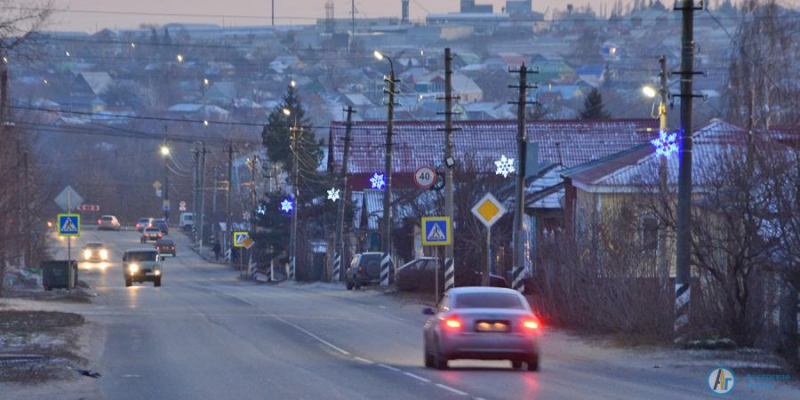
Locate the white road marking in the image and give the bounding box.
[122,374,141,378]
[378,305,387,309]
[436,384,469,396]
[354,357,374,364]
[273,316,350,356]
[403,372,431,383]
[377,363,401,372]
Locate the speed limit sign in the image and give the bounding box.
[414,166,436,189]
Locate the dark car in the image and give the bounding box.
[423,287,541,371]
[152,219,169,235]
[122,248,164,287]
[155,239,176,257]
[345,252,383,290]
[141,227,163,243]
[136,217,154,233]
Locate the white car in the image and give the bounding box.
[179,213,194,232]
[98,215,121,231]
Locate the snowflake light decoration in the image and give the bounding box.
[280,198,294,213]
[256,204,267,215]
[370,172,386,190]
[494,155,516,178]
[651,130,679,158]
[327,188,341,202]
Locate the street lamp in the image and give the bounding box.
[290,79,296,88]
[282,108,291,117]
[642,85,657,99]
[203,78,210,86]
[160,145,170,156]
[176,54,184,63]
[374,48,397,286]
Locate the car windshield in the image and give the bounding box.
[146,229,160,233]
[85,243,104,249]
[138,218,150,223]
[157,240,173,245]
[126,252,157,262]
[101,216,113,221]
[184,215,193,221]
[453,293,524,310]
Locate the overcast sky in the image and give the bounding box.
[47,0,610,32]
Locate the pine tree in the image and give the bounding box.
[580,88,611,120]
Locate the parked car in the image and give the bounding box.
[155,239,176,257]
[179,213,194,232]
[97,215,121,231]
[345,252,383,290]
[152,218,169,235]
[423,287,541,371]
[141,227,163,243]
[82,242,109,262]
[122,248,164,287]
[136,217,154,232]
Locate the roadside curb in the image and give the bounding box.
[187,244,229,266]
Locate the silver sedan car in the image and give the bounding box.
[423,287,541,371]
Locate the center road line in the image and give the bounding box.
[271,315,351,356]
[354,357,374,364]
[435,384,469,396]
[377,364,401,372]
[403,372,431,383]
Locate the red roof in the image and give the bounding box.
[329,119,659,174]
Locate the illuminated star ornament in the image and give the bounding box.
[494,155,516,178]
[327,188,341,202]
[280,199,294,213]
[651,130,679,158]
[370,173,386,190]
[256,204,267,215]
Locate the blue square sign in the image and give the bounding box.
[57,213,81,237]
[421,216,451,246]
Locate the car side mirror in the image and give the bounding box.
[422,307,434,315]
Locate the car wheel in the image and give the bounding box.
[154,277,162,287]
[433,338,448,370]
[125,278,132,287]
[512,360,523,369]
[346,281,354,290]
[354,279,361,290]
[424,341,434,368]
[526,354,540,372]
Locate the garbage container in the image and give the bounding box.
[42,260,77,290]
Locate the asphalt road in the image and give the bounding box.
[43,229,792,400]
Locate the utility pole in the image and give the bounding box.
[508,63,538,293]
[226,142,235,262]
[657,56,669,279]
[289,121,299,280]
[198,143,207,251]
[163,126,170,222]
[212,165,219,233]
[673,0,703,345]
[272,0,275,27]
[380,58,398,287]
[439,48,460,290]
[192,144,200,243]
[333,106,355,282]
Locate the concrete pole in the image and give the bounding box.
[333,106,355,282]
[443,48,457,290]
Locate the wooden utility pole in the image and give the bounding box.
[333,106,355,282]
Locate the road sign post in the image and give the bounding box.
[471,193,507,287]
[55,186,83,267]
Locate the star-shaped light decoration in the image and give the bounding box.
[256,204,267,215]
[651,130,678,158]
[494,155,516,178]
[280,198,294,213]
[327,188,341,202]
[370,172,386,190]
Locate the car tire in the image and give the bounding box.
[512,360,523,369]
[154,277,162,287]
[424,342,434,368]
[346,281,353,290]
[125,278,132,287]
[354,279,361,290]
[526,355,540,372]
[433,338,448,370]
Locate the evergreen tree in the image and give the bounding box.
[580,88,611,120]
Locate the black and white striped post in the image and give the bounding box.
[444,258,455,292]
[332,252,342,282]
[289,256,296,281]
[674,283,690,344]
[512,266,526,293]
[380,253,392,286]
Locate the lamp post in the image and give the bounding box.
[283,107,299,281]
[374,49,396,286]
[160,143,171,221]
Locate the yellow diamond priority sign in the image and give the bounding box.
[471,193,506,228]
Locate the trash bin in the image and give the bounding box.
[42,260,77,290]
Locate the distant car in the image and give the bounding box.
[152,219,169,235]
[122,248,164,287]
[136,217,154,232]
[82,242,109,262]
[97,215,121,231]
[141,227,163,243]
[155,239,176,257]
[423,287,541,371]
[179,212,194,232]
[345,252,383,290]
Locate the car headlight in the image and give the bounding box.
[99,249,108,260]
[129,264,139,275]
[155,270,161,276]
[83,250,92,259]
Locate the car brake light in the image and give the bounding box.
[357,266,364,274]
[523,319,540,331]
[97,219,101,224]
[444,317,461,330]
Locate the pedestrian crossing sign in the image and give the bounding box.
[421,216,451,246]
[57,213,81,237]
[233,231,249,248]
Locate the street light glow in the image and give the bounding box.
[65,51,70,57]
[282,108,291,116]
[642,85,657,98]
[290,80,296,88]
[160,146,170,156]
[203,78,210,86]
[176,54,184,63]
[373,50,384,61]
